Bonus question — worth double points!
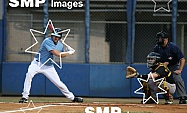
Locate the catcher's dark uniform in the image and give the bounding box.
[140,63,176,103]
[151,63,175,84]
[140,63,174,83]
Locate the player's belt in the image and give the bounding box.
[36,60,39,62]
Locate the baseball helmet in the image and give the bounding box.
[147,52,161,68]
[51,28,62,38]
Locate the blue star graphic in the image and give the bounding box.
[134,72,167,104]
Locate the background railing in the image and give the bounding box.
[5,0,187,64]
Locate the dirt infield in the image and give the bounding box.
[0,97,187,113]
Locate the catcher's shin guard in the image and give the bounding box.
[141,81,155,104]
[163,93,173,104]
[142,82,154,98]
[160,87,173,104]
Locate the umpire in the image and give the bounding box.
[153,31,187,104]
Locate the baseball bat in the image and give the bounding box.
[48,24,54,31]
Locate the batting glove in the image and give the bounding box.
[68,50,75,55]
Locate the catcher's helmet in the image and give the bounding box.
[147,52,161,68]
[156,31,169,45]
[51,28,62,38]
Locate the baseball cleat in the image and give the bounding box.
[19,98,28,103]
[179,96,187,104]
[141,99,155,104]
[179,99,187,104]
[165,100,173,105]
[72,97,83,103]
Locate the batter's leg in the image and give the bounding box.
[22,61,40,99]
[42,66,75,101]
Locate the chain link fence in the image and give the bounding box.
[135,0,187,63]
[5,0,187,64]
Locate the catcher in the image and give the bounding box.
[126,52,176,104]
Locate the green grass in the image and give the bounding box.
[0,96,177,104]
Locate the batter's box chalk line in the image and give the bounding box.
[1,100,60,113]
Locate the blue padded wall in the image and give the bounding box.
[2,62,46,95]
[89,64,129,97]
[0,20,3,93]
[45,63,90,96]
[182,66,187,89]
[1,62,187,98]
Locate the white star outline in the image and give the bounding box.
[25,20,73,69]
[20,100,42,113]
[134,72,167,104]
[152,0,172,12]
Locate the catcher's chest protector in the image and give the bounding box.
[154,63,171,78]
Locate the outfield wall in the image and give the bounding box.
[2,62,187,98]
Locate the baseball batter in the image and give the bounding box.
[19,28,83,103]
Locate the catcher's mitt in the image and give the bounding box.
[126,66,139,79]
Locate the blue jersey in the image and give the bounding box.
[153,42,184,66]
[35,37,64,66]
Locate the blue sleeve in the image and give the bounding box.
[153,45,158,52]
[44,39,56,51]
[60,43,64,52]
[56,42,64,52]
[61,47,64,52]
[60,45,64,52]
[172,45,184,60]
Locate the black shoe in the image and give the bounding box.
[179,97,187,104]
[72,97,83,103]
[141,99,155,104]
[179,99,187,104]
[19,98,28,103]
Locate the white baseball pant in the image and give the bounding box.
[22,58,75,100]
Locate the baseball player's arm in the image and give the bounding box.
[50,49,72,58]
[149,73,159,79]
[174,58,185,74]
[163,62,169,66]
[180,58,185,71]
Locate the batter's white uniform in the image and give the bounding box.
[21,37,75,100]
